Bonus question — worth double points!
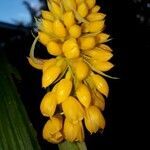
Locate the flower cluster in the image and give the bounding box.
[28,0,114,144]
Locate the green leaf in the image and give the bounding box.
[0,51,41,150]
[58,141,87,150]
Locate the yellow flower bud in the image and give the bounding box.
[51,1,62,18]
[76,0,84,5]
[76,121,84,141]
[90,60,114,72]
[40,19,53,34]
[40,92,57,117]
[62,38,80,58]
[27,57,43,70]
[76,83,91,108]
[56,79,72,104]
[73,59,89,80]
[92,90,105,111]
[41,10,55,21]
[89,20,105,33]
[63,11,75,29]
[43,58,57,72]
[77,2,88,17]
[43,115,63,143]
[62,96,84,123]
[63,119,84,142]
[42,66,61,88]
[79,36,96,50]
[69,24,81,38]
[47,41,62,56]
[52,0,61,4]
[98,44,113,52]
[83,48,113,61]
[85,0,96,9]
[38,32,51,46]
[63,0,76,11]
[81,22,89,33]
[91,74,109,97]
[53,20,67,38]
[86,13,106,21]
[96,33,110,43]
[91,5,101,13]
[84,105,105,133]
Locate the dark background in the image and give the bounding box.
[0,0,149,149]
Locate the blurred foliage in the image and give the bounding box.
[0,51,41,150]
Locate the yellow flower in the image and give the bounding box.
[56,79,72,104]
[41,10,55,21]
[47,41,62,56]
[63,11,75,28]
[77,2,88,17]
[90,73,109,97]
[43,115,63,143]
[84,105,105,134]
[42,65,61,88]
[53,20,67,38]
[40,92,57,117]
[69,24,81,38]
[42,58,57,72]
[62,96,84,123]
[76,83,91,108]
[62,38,80,58]
[63,119,84,142]
[86,13,106,21]
[79,36,96,50]
[28,0,116,144]
[38,32,51,46]
[92,90,105,111]
[73,59,89,80]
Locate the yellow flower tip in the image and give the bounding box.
[92,90,105,111]
[69,24,81,38]
[63,11,75,29]
[43,115,63,143]
[79,36,96,50]
[91,5,101,13]
[27,57,43,70]
[62,38,80,59]
[84,48,113,61]
[47,41,62,56]
[40,19,53,34]
[51,1,62,18]
[76,121,85,141]
[85,0,96,9]
[63,119,84,142]
[62,96,85,123]
[76,0,84,5]
[76,83,91,108]
[77,2,88,17]
[86,13,106,22]
[98,44,113,52]
[38,32,51,46]
[40,92,57,117]
[96,33,110,43]
[73,59,89,80]
[89,20,105,33]
[42,58,57,72]
[90,60,114,72]
[63,0,76,11]
[91,74,109,97]
[84,105,105,134]
[41,10,55,21]
[42,66,61,88]
[56,79,72,104]
[53,19,67,38]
